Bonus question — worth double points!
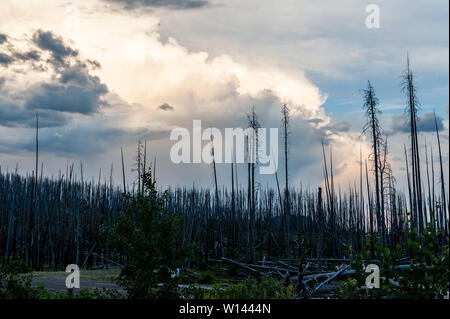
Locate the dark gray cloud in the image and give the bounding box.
[324,121,351,133]
[32,30,78,64]
[14,50,40,62]
[107,0,210,10]
[19,125,168,156]
[417,111,446,132]
[0,34,7,44]
[389,114,411,134]
[0,31,108,117]
[0,77,5,88]
[27,127,130,155]
[390,111,445,134]
[25,82,107,115]
[159,102,174,111]
[0,98,26,126]
[1,48,40,67]
[60,64,103,87]
[0,97,69,128]
[23,63,109,115]
[0,52,14,66]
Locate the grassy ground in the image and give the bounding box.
[32,269,123,294]
[31,265,238,296]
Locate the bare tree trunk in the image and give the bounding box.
[231,163,236,258]
[359,146,365,250]
[121,147,126,193]
[425,141,432,226]
[142,140,147,194]
[404,145,413,223]
[211,133,220,257]
[317,187,322,268]
[363,82,383,245]
[434,112,448,243]
[403,56,423,233]
[281,103,290,260]
[365,160,375,258]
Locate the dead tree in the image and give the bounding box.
[231,162,236,258]
[434,112,448,243]
[365,160,375,258]
[362,81,385,246]
[281,103,291,259]
[247,106,260,261]
[402,56,424,232]
[121,147,126,193]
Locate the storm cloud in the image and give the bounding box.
[32,30,78,65]
[0,29,164,159]
[25,82,107,115]
[390,111,445,134]
[23,63,110,115]
[0,31,109,118]
[0,99,69,128]
[23,125,149,155]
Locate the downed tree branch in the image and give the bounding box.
[313,265,350,293]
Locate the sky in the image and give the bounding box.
[0,0,448,194]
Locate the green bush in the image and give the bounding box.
[3,259,32,275]
[337,277,360,299]
[0,271,40,299]
[0,259,40,299]
[111,169,189,299]
[342,222,449,299]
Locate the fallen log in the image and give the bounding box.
[313,265,351,293]
[290,269,356,284]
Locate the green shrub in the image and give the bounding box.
[336,278,360,299]
[344,222,449,299]
[3,259,32,275]
[0,258,40,299]
[111,169,189,299]
[0,272,39,299]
